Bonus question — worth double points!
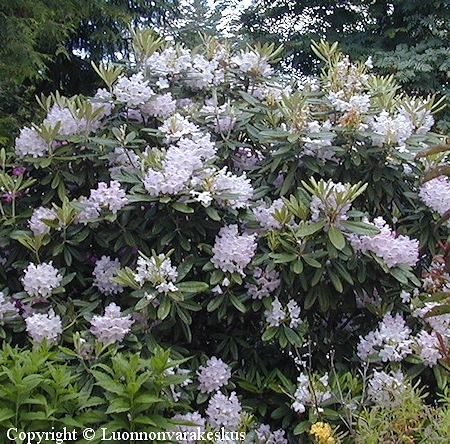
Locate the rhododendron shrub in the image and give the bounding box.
[1,33,450,442]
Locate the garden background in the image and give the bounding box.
[1,1,450,443]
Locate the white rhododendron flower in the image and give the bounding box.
[90,303,134,345]
[21,262,63,298]
[197,356,231,393]
[25,309,62,344]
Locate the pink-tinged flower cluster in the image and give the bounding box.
[201,101,238,134]
[246,267,280,300]
[256,424,288,444]
[21,262,63,298]
[414,330,443,367]
[367,369,408,408]
[209,167,253,209]
[264,298,302,328]
[29,206,57,236]
[77,180,129,223]
[211,225,257,276]
[89,180,129,214]
[197,356,232,393]
[357,312,412,362]
[302,120,335,159]
[142,116,217,197]
[25,309,62,344]
[206,391,242,429]
[349,217,419,268]
[419,176,450,221]
[159,113,202,142]
[90,303,134,345]
[93,256,124,296]
[253,199,285,229]
[140,92,177,118]
[15,127,49,158]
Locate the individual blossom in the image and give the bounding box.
[309,422,335,444]
[142,132,216,197]
[357,312,413,362]
[90,303,134,345]
[185,54,216,89]
[349,217,419,268]
[422,260,450,293]
[328,91,371,115]
[367,369,408,408]
[133,253,178,294]
[233,146,264,171]
[93,256,124,296]
[211,225,257,276]
[184,53,224,89]
[15,127,49,158]
[93,88,114,116]
[201,101,238,133]
[21,262,63,298]
[197,356,232,393]
[164,365,193,402]
[246,267,280,300]
[264,298,285,327]
[190,190,213,206]
[328,91,371,127]
[326,55,368,93]
[25,309,62,344]
[206,391,242,429]
[29,206,57,236]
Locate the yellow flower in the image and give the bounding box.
[309,422,335,444]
